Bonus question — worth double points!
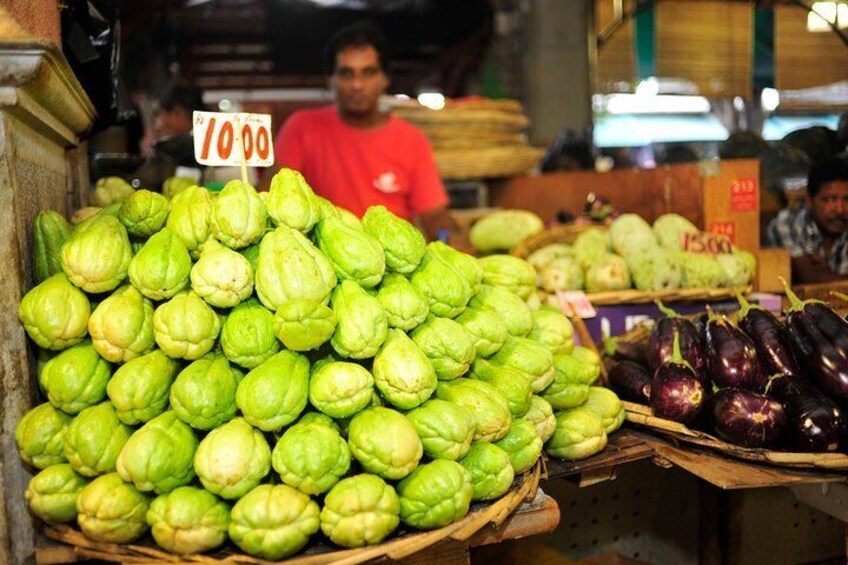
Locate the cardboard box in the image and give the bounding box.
[755,248,791,293]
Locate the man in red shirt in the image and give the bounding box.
[266,22,470,249]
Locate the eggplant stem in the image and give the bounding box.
[831,291,848,303]
[655,299,679,318]
[705,304,722,323]
[764,373,784,397]
[778,276,806,313]
[671,329,683,364]
[735,289,756,319]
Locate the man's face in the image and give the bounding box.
[810,180,848,237]
[330,45,388,117]
[154,106,192,138]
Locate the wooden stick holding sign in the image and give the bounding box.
[193,111,275,185]
[556,290,608,385]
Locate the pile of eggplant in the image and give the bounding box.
[607,289,848,453]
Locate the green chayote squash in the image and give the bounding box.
[266,168,321,233]
[87,285,154,363]
[193,418,270,500]
[314,216,386,288]
[410,317,476,381]
[372,330,437,410]
[330,280,388,359]
[190,240,254,308]
[236,351,310,432]
[410,243,472,318]
[76,473,150,543]
[255,225,336,311]
[33,210,72,284]
[128,228,192,300]
[15,403,72,469]
[228,484,319,560]
[271,420,350,495]
[397,460,473,530]
[153,291,220,360]
[171,354,242,430]
[63,402,133,476]
[18,274,90,350]
[61,214,132,293]
[118,189,170,238]
[107,350,179,425]
[146,486,230,555]
[40,340,111,415]
[25,463,88,524]
[320,474,400,548]
[117,411,198,494]
[210,180,266,249]
[362,205,426,274]
[219,298,279,369]
[165,186,213,258]
[273,299,336,351]
[375,273,429,331]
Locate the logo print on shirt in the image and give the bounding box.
[373,172,401,194]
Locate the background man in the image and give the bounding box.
[767,156,848,283]
[266,22,470,250]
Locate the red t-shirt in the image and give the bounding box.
[273,106,448,219]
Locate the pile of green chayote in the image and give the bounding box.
[15,169,622,559]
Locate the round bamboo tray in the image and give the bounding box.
[425,127,524,145]
[512,223,608,259]
[393,107,531,133]
[38,463,542,565]
[515,224,753,305]
[434,145,544,180]
[622,401,848,471]
[447,98,525,113]
[431,135,525,151]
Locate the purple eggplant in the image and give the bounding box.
[651,331,705,424]
[805,300,848,359]
[783,281,848,405]
[704,307,766,392]
[648,301,706,385]
[603,335,649,367]
[710,388,787,448]
[609,361,652,404]
[776,378,846,453]
[735,292,800,399]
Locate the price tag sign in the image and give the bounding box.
[193,111,274,167]
[708,221,736,244]
[680,231,733,255]
[556,291,597,319]
[730,177,758,211]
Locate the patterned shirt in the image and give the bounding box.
[767,207,848,275]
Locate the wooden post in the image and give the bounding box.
[0,38,95,564]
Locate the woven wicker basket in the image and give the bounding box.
[514,224,753,305]
[394,107,530,133]
[434,146,544,180]
[512,223,606,258]
[39,464,542,565]
[447,98,525,113]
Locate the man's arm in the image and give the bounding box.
[418,207,475,254]
[791,254,845,284]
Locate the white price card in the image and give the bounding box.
[193,111,274,167]
[556,290,597,319]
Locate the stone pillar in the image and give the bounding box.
[525,0,595,146]
[0,32,95,563]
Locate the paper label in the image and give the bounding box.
[556,291,597,319]
[730,177,758,212]
[681,231,733,255]
[193,111,274,167]
[708,221,736,245]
